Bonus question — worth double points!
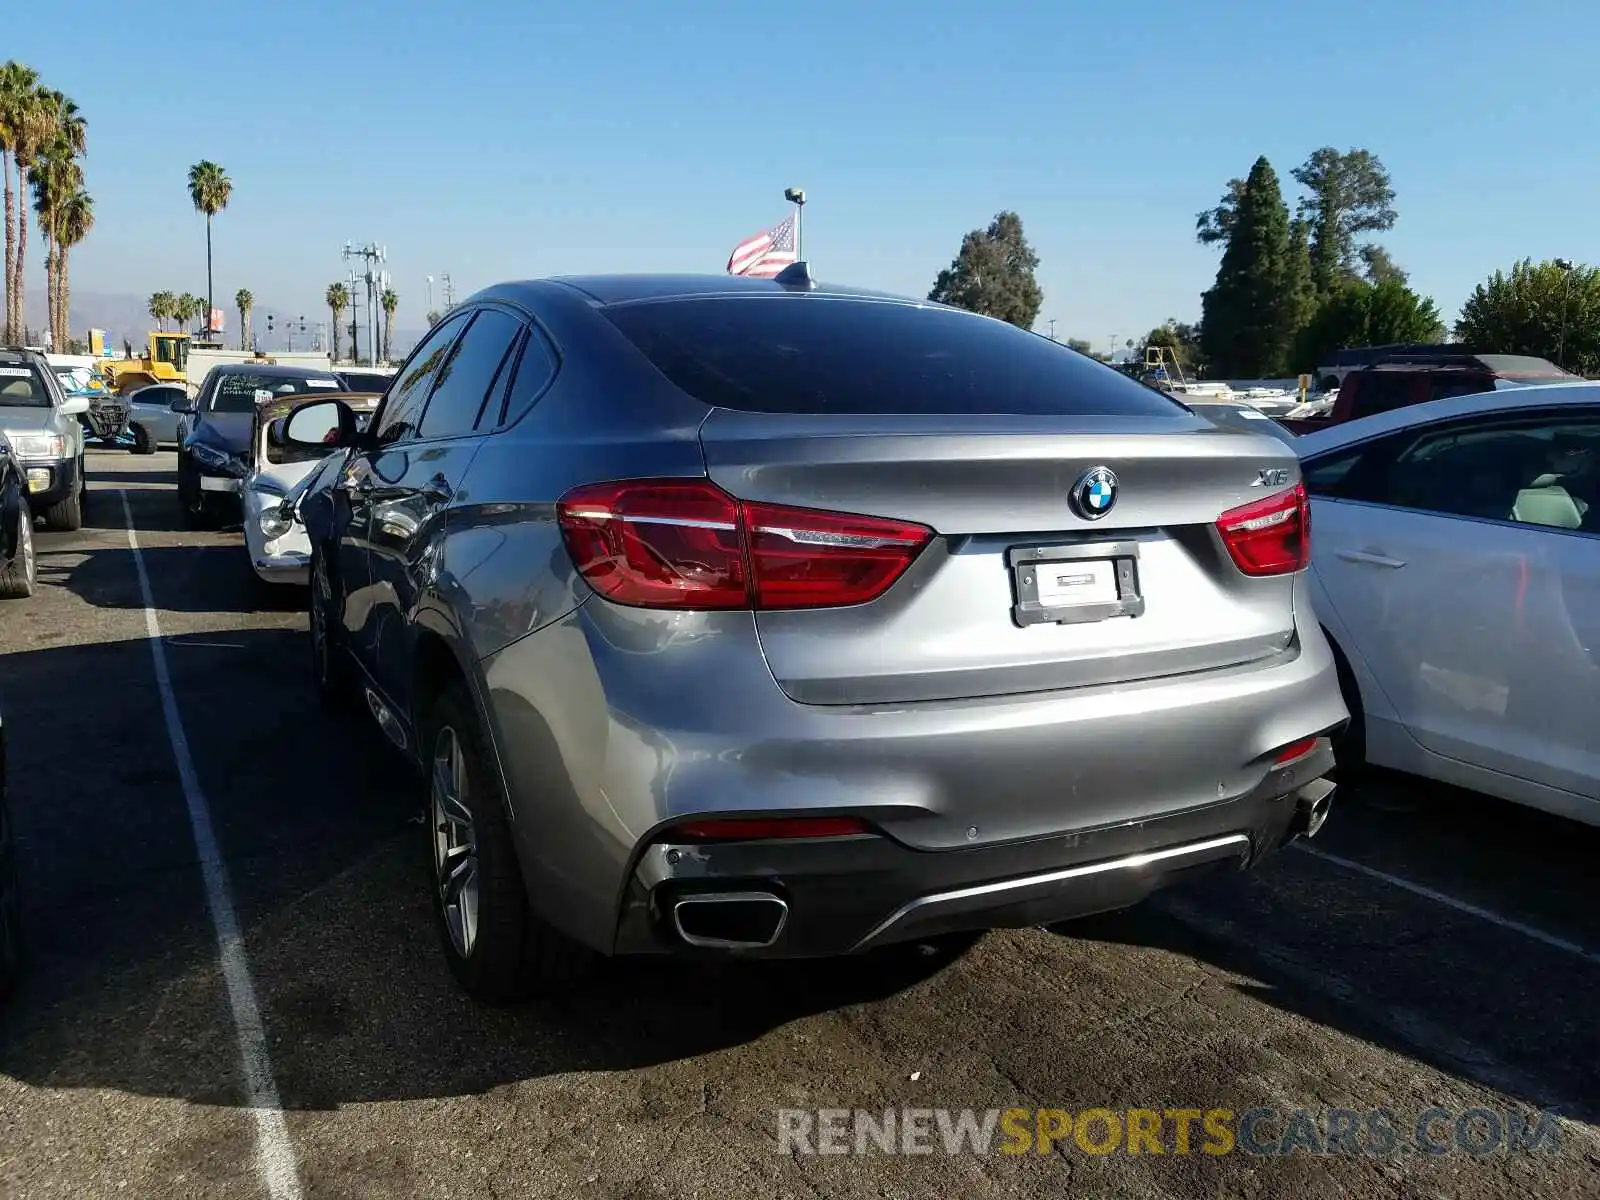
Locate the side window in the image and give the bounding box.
[497,326,559,427]
[1350,373,1415,418]
[418,309,523,440]
[1383,415,1600,530]
[374,313,469,445]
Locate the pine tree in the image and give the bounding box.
[1199,157,1301,377]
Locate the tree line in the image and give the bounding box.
[1,61,92,350]
[925,150,1600,379]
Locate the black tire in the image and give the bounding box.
[424,682,593,1001]
[0,502,36,599]
[132,424,157,455]
[42,477,83,533]
[1325,631,1367,780]
[308,546,355,708]
[178,462,213,530]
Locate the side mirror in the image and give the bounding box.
[284,398,358,450]
[170,395,196,415]
[58,395,90,417]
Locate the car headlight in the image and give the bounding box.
[259,507,293,539]
[190,442,244,475]
[7,433,66,461]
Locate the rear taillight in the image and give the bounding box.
[664,816,871,841]
[557,479,932,610]
[1216,482,1310,576]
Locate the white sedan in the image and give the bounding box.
[1296,381,1600,826]
[242,391,382,586]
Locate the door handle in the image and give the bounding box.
[1337,549,1407,569]
[421,473,454,505]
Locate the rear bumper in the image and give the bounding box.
[482,601,1348,956]
[612,743,1335,957]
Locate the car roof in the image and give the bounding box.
[481,273,928,309]
[1293,380,1600,458]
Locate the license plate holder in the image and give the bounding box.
[200,475,240,493]
[1009,540,1144,627]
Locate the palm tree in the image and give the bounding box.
[176,292,202,333]
[148,290,174,331]
[0,64,47,345]
[54,188,91,349]
[186,160,231,341]
[27,89,84,348]
[235,287,253,351]
[380,288,398,363]
[326,282,349,363]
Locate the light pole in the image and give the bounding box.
[1555,258,1576,370]
[1047,319,1057,342]
[784,187,806,260]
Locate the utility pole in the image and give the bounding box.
[440,273,455,312]
[1047,319,1057,342]
[343,241,387,367]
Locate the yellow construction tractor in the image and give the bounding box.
[99,332,192,396]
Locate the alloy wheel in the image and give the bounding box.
[18,514,33,586]
[431,725,479,960]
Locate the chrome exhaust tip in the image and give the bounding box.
[1290,777,1335,840]
[671,891,788,950]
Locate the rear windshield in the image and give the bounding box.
[0,364,52,408]
[601,297,1185,417]
[210,373,344,413]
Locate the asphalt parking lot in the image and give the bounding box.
[1,450,1597,1199]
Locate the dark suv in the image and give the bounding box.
[1279,351,1577,434]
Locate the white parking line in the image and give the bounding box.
[1293,843,1600,967]
[119,492,303,1200]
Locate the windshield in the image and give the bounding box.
[0,364,53,409]
[210,373,344,414]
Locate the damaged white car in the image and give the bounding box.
[243,390,382,586]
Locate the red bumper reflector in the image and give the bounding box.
[665,816,871,841]
[1273,737,1318,765]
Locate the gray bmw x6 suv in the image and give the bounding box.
[287,270,1347,999]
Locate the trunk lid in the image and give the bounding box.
[699,409,1304,705]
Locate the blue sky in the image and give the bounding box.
[10,0,1598,344]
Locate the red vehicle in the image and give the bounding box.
[1277,351,1578,435]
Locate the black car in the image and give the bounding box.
[0,711,20,1004]
[0,433,36,599]
[176,363,349,527]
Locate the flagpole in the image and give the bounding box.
[785,186,806,260]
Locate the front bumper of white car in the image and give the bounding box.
[243,475,312,585]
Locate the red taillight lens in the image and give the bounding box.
[1216,482,1310,576]
[1273,736,1318,764]
[557,479,932,610]
[665,816,871,841]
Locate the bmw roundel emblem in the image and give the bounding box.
[1072,466,1119,520]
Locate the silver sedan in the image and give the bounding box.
[125,383,189,451]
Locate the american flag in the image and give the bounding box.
[726,214,797,278]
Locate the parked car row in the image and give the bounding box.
[10,286,1598,1011]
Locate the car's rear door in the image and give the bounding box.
[1308,406,1600,802]
[361,305,527,717]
